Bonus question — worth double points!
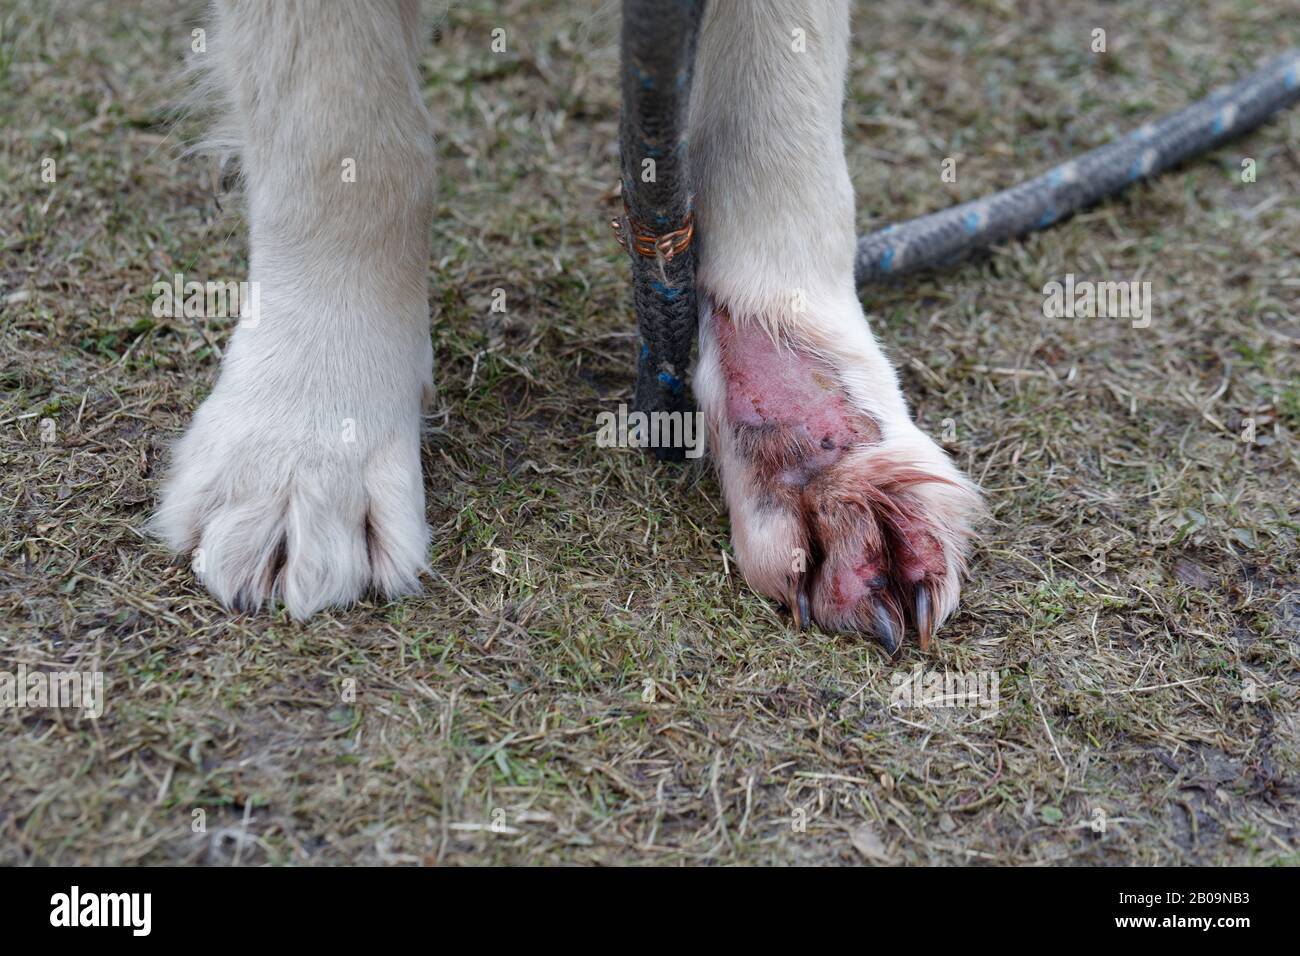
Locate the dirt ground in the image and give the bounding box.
[1,0,1297,865]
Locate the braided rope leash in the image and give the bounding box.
[856,50,1300,282]
[616,0,706,462]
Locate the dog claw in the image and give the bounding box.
[871,598,902,656]
[789,574,811,631]
[915,586,933,652]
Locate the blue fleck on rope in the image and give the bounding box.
[855,50,1300,282]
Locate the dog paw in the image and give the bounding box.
[152,339,432,621]
[696,302,982,653]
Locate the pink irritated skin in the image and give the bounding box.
[890,514,947,585]
[715,310,879,485]
[819,561,888,622]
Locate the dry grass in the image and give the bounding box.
[1,0,1297,865]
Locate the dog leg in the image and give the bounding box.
[689,0,982,651]
[154,0,435,619]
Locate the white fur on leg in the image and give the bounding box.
[154,0,436,620]
[688,0,858,325]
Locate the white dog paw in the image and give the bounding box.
[696,299,983,653]
[153,338,431,620]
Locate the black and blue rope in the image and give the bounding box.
[855,49,1300,281]
[617,0,706,462]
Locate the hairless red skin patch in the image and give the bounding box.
[714,309,880,489]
